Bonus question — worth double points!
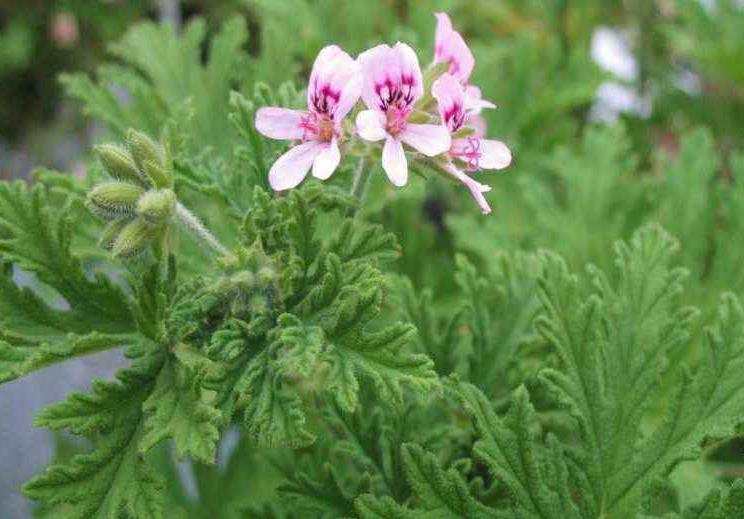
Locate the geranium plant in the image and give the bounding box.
[2,5,744,519]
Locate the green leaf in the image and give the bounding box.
[138,345,223,464]
[61,17,248,160]
[457,383,581,519]
[0,331,132,385]
[0,180,137,383]
[24,344,165,519]
[0,181,134,333]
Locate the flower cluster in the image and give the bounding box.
[255,13,511,214]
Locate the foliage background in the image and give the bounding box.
[1,0,744,518]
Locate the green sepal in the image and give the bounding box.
[407,110,432,124]
[87,182,145,220]
[112,217,156,258]
[422,61,450,92]
[453,126,476,138]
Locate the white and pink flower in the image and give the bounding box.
[355,43,451,187]
[432,73,512,214]
[434,13,495,115]
[255,45,361,191]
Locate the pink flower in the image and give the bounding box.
[255,45,361,191]
[432,73,512,214]
[433,13,495,115]
[355,43,451,187]
[434,13,474,84]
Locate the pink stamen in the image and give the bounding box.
[451,136,482,170]
[299,113,336,142]
[385,106,410,136]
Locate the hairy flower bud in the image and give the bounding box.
[141,159,172,190]
[127,130,171,187]
[112,217,155,258]
[87,182,145,220]
[95,144,152,188]
[137,189,176,225]
[98,217,131,250]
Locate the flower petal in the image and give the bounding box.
[478,139,512,170]
[356,110,387,141]
[312,139,341,180]
[464,85,496,115]
[400,124,451,157]
[307,45,361,122]
[268,141,324,191]
[358,43,423,111]
[432,73,466,132]
[465,114,488,137]
[382,137,408,187]
[255,107,306,140]
[443,162,492,214]
[433,12,474,83]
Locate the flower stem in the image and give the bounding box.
[174,202,233,261]
[349,157,369,201]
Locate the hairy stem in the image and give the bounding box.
[349,157,369,201]
[174,202,232,260]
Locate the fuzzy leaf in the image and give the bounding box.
[138,346,223,464]
[24,345,165,519]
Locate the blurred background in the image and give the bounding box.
[1,0,743,517]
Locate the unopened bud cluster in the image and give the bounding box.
[87,130,176,258]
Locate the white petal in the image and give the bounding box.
[393,42,424,101]
[307,45,361,122]
[312,139,340,180]
[432,73,466,132]
[356,110,387,141]
[478,139,512,170]
[433,13,474,83]
[268,141,323,191]
[442,162,492,214]
[358,43,423,111]
[400,124,451,157]
[335,74,362,122]
[464,85,497,114]
[382,137,408,187]
[255,107,306,140]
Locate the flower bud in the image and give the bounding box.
[112,217,155,258]
[137,189,176,225]
[257,266,276,286]
[127,130,168,186]
[87,182,145,220]
[95,144,152,187]
[98,217,130,250]
[231,270,256,290]
[142,159,172,189]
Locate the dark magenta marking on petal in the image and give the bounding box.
[443,102,465,132]
[375,75,416,112]
[310,81,341,117]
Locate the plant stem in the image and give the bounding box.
[349,157,369,201]
[174,202,233,261]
